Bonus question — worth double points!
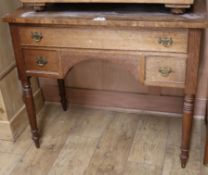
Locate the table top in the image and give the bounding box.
[20,0,194,5]
[3,0,208,28]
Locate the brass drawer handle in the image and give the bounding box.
[31,32,43,42]
[36,56,48,67]
[159,67,173,77]
[158,37,173,47]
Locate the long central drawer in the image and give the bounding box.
[18,27,188,53]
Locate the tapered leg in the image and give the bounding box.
[57,79,67,111]
[22,78,40,148]
[204,101,208,165]
[180,94,194,168]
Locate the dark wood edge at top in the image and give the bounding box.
[2,0,208,29]
[2,14,208,29]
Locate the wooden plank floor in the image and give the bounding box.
[0,103,207,175]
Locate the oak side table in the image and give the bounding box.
[3,0,208,168]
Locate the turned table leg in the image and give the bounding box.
[180,29,202,168]
[57,79,68,111]
[22,78,40,148]
[204,101,208,165]
[180,94,195,168]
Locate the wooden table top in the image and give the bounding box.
[19,0,194,5]
[3,0,208,28]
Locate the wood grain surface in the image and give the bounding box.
[20,0,194,4]
[23,49,61,78]
[0,104,207,175]
[3,1,207,166]
[144,55,186,88]
[3,0,208,28]
[19,27,188,53]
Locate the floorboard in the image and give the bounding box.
[0,103,207,175]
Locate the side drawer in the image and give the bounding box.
[143,55,186,88]
[23,49,62,78]
[18,27,188,53]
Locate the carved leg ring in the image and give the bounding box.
[180,94,194,168]
[57,79,68,111]
[22,78,40,148]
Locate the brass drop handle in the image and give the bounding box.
[158,37,173,47]
[159,67,173,77]
[31,32,43,42]
[36,56,48,67]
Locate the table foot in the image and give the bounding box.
[32,129,40,148]
[165,4,189,14]
[180,149,189,168]
[171,8,186,14]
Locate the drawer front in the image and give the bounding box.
[144,56,186,88]
[23,49,61,78]
[19,27,188,53]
